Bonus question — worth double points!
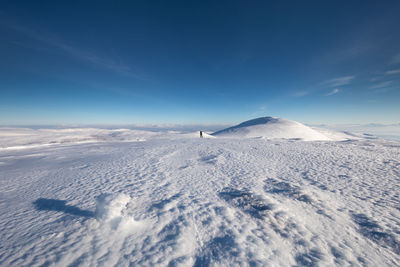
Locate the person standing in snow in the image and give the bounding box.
[200,131,203,138]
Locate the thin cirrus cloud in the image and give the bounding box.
[293,76,354,98]
[7,23,139,79]
[385,69,400,75]
[325,88,340,96]
[321,76,355,87]
[369,81,392,89]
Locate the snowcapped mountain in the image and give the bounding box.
[212,117,338,141]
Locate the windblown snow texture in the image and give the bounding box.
[0,124,399,266]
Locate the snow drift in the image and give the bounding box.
[212,117,337,141]
[94,193,144,235]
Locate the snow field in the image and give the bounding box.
[0,128,159,151]
[0,136,399,266]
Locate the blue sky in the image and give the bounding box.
[1,1,400,125]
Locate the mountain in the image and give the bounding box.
[212,117,333,141]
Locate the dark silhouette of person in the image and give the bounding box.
[200,131,203,138]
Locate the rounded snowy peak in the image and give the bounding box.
[212,117,331,141]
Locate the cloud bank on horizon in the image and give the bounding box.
[0,1,399,125]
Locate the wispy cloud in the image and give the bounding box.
[392,53,400,65]
[369,81,392,89]
[293,90,309,97]
[8,24,139,78]
[385,69,400,75]
[325,88,340,96]
[322,76,355,87]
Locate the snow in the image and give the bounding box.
[0,128,162,151]
[321,124,400,142]
[0,128,217,151]
[212,117,351,141]
[0,122,400,266]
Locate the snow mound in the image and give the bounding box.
[212,117,334,141]
[95,193,137,231]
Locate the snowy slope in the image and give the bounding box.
[0,129,400,266]
[212,117,348,141]
[0,128,161,150]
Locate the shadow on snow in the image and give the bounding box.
[33,198,95,218]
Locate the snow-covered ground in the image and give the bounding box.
[0,128,161,151]
[321,124,400,142]
[212,117,352,141]
[0,121,400,266]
